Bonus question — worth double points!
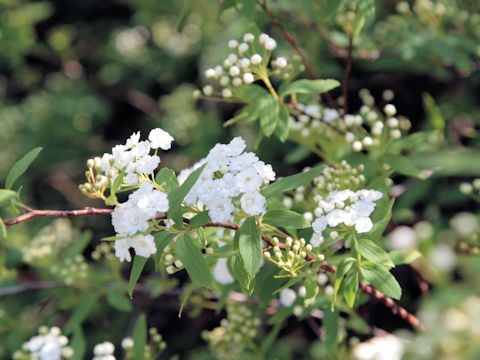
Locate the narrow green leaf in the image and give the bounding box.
[237,217,262,275]
[0,189,17,206]
[155,168,179,193]
[365,197,394,241]
[275,105,290,142]
[259,96,279,137]
[303,276,319,307]
[168,164,206,224]
[263,209,310,229]
[389,249,422,265]
[64,293,96,334]
[132,314,147,360]
[262,165,325,198]
[106,287,132,312]
[128,256,148,298]
[357,239,394,268]
[279,79,340,97]
[229,255,254,294]
[70,327,86,360]
[333,257,355,305]
[189,211,211,228]
[341,271,358,308]
[324,309,339,355]
[6,147,43,189]
[423,93,445,131]
[360,263,402,300]
[382,153,424,179]
[176,234,213,288]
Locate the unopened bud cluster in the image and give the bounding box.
[195,32,299,99]
[202,302,260,360]
[92,242,116,262]
[51,255,89,285]
[264,236,319,275]
[314,162,366,194]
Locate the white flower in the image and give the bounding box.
[264,38,277,51]
[279,288,297,307]
[135,155,160,174]
[207,197,235,223]
[213,258,235,284]
[243,32,255,42]
[148,128,174,150]
[310,232,324,247]
[250,54,262,65]
[235,168,263,192]
[125,132,140,148]
[130,234,157,258]
[240,191,265,216]
[253,161,275,182]
[243,72,254,84]
[114,239,132,262]
[312,216,327,234]
[228,39,238,48]
[352,335,404,360]
[23,327,70,360]
[355,217,373,233]
[323,108,339,123]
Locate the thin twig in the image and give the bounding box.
[342,35,354,115]
[3,206,422,329]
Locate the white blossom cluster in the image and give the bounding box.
[14,326,73,360]
[310,189,383,247]
[93,341,115,360]
[97,129,174,262]
[179,137,275,222]
[80,128,173,197]
[198,33,292,99]
[352,334,404,360]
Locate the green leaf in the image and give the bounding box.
[237,217,262,275]
[176,234,213,288]
[229,255,254,294]
[324,309,339,355]
[357,239,394,268]
[106,286,132,312]
[262,165,325,198]
[279,79,340,97]
[275,104,290,142]
[365,197,394,241]
[341,271,358,308]
[389,249,422,265]
[382,153,424,179]
[262,209,310,229]
[155,168,179,193]
[0,189,17,206]
[168,164,206,224]
[259,96,279,137]
[5,147,43,189]
[128,256,148,298]
[303,276,319,307]
[64,293,96,334]
[132,314,147,360]
[423,93,445,131]
[0,219,7,240]
[176,0,192,31]
[189,211,211,228]
[70,327,86,360]
[333,257,355,305]
[360,263,402,300]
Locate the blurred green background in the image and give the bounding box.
[1,0,480,358]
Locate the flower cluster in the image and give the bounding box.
[50,255,89,285]
[197,33,299,99]
[79,128,173,198]
[202,302,260,360]
[264,236,319,275]
[179,137,275,222]
[289,89,411,153]
[311,189,383,247]
[92,341,115,360]
[112,182,169,262]
[14,326,73,360]
[352,334,404,360]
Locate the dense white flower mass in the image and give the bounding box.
[93,341,116,360]
[17,326,73,360]
[352,334,404,360]
[310,189,383,247]
[178,137,275,223]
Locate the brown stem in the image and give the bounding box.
[3,206,423,330]
[342,35,354,115]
